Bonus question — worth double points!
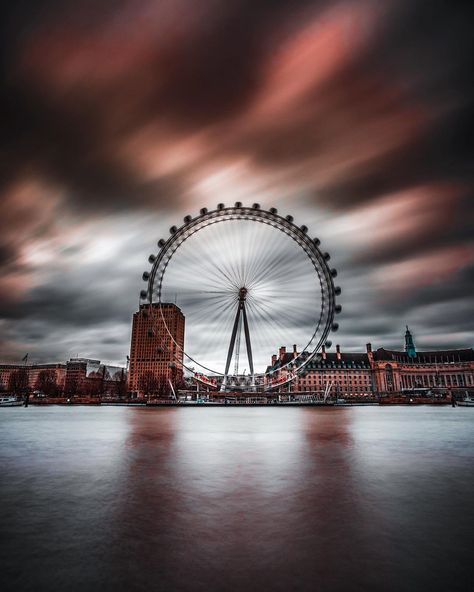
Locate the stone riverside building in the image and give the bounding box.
[267,328,474,396]
[267,344,374,396]
[0,359,126,396]
[128,303,185,397]
[368,345,474,393]
[0,363,66,393]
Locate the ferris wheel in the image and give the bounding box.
[140,203,341,392]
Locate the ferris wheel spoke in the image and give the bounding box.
[193,297,236,321]
[246,299,292,335]
[245,310,294,365]
[184,299,237,330]
[250,224,298,279]
[167,234,240,293]
[245,237,285,289]
[245,303,292,347]
[246,296,318,341]
[249,250,311,291]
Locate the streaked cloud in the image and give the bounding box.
[0,0,472,363]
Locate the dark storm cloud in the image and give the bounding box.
[1,281,131,327]
[315,2,474,209]
[0,0,473,362]
[384,263,474,314]
[1,1,473,208]
[0,0,320,211]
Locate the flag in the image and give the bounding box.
[22,353,28,362]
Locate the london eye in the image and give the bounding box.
[140,203,341,392]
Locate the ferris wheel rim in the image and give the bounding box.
[141,204,340,388]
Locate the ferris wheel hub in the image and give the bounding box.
[238,287,248,301]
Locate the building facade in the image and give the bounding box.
[0,359,126,397]
[0,363,66,394]
[267,345,373,396]
[368,345,474,394]
[267,330,474,397]
[64,358,127,396]
[129,303,185,397]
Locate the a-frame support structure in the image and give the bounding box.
[221,287,254,391]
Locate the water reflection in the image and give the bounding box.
[1,407,472,592]
[110,407,473,592]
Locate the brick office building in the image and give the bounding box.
[0,363,66,393]
[64,358,127,396]
[129,303,185,397]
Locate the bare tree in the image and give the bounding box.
[83,379,102,397]
[8,368,29,395]
[114,370,128,399]
[35,369,59,396]
[138,371,159,398]
[65,374,79,396]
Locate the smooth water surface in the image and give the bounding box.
[1,406,473,592]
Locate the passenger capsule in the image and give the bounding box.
[286,215,294,222]
[325,340,332,348]
[300,225,308,234]
[331,268,337,277]
[313,238,321,246]
[142,271,150,281]
[200,207,208,215]
[184,215,192,223]
[335,304,342,314]
[235,201,242,208]
[323,252,330,261]
[331,323,339,332]
[252,203,260,209]
[334,286,342,296]
[140,290,147,300]
[269,207,278,214]
[169,226,177,234]
[148,254,156,263]
[158,239,165,248]
[217,203,225,210]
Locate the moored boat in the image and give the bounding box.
[0,395,23,407]
[458,396,474,407]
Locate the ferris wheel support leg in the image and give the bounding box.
[242,305,255,391]
[221,306,241,391]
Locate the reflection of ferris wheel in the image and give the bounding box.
[140,203,341,392]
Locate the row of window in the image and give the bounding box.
[400,373,473,388]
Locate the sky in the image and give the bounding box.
[0,0,473,366]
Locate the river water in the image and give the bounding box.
[1,406,473,592]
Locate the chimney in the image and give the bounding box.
[271,354,277,366]
[366,342,373,362]
[321,345,326,360]
[293,344,298,358]
[279,346,286,360]
[336,344,341,360]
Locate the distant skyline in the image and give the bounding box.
[0,1,473,365]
